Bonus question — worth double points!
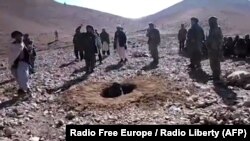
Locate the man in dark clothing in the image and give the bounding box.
[114,26,127,64]
[234,38,247,59]
[245,34,250,56]
[224,37,234,57]
[83,25,97,74]
[23,34,36,74]
[206,17,223,81]
[233,35,239,51]
[55,30,58,41]
[178,24,188,52]
[100,28,110,56]
[186,17,205,70]
[146,23,161,65]
[73,24,85,61]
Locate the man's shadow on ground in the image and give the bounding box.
[59,60,76,68]
[188,68,210,84]
[0,94,30,110]
[141,62,158,71]
[47,73,89,94]
[105,62,124,72]
[0,78,15,86]
[213,81,238,106]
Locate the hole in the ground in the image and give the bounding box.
[101,82,137,98]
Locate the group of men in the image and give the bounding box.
[10,16,234,95]
[223,35,250,58]
[72,23,161,74]
[8,23,161,95]
[72,24,129,73]
[178,16,223,81]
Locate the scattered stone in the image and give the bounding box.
[190,116,200,124]
[194,83,210,90]
[18,120,24,126]
[244,84,250,90]
[56,119,64,128]
[0,121,4,130]
[227,71,250,88]
[196,100,211,108]
[168,105,182,115]
[3,127,14,138]
[28,114,34,119]
[204,117,218,125]
[29,136,40,141]
[27,130,32,135]
[59,136,64,141]
[0,137,12,141]
[65,111,75,120]
[243,99,250,107]
[132,52,150,58]
[6,111,16,118]
[43,110,49,116]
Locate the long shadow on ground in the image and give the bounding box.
[47,73,89,94]
[105,63,123,72]
[141,62,158,71]
[0,78,15,86]
[59,60,76,68]
[188,68,210,84]
[0,95,30,110]
[213,82,238,106]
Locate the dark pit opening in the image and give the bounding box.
[101,82,137,98]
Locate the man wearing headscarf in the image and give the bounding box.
[206,16,223,80]
[186,17,205,70]
[114,25,127,64]
[100,28,110,56]
[94,29,103,64]
[9,31,31,95]
[83,25,97,74]
[146,23,161,65]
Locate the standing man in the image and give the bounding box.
[206,17,223,81]
[100,28,110,56]
[73,24,84,61]
[114,25,127,64]
[146,23,161,65]
[186,17,205,70]
[245,34,250,56]
[94,29,103,64]
[55,30,58,41]
[83,25,97,74]
[8,31,31,95]
[23,34,37,74]
[178,24,187,52]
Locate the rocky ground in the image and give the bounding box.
[0,34,250,141]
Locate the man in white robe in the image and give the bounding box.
[9,31,31,95]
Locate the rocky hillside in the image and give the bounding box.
[0,0,140,33]
[141,0,250,35]
[0,0,141,56]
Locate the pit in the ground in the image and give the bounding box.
[101,82,137,98]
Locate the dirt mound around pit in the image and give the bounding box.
[60,76,189,111]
